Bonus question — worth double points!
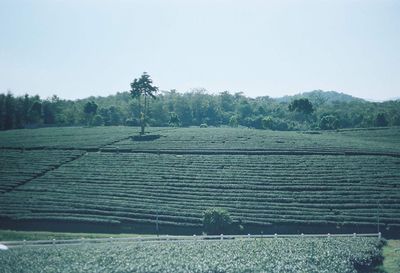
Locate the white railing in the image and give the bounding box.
[1,232,381,248]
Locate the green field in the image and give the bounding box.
[0,126,169,149]
[0,149,83,193]
[0,126,399,236]
[0,237,384,273]
[107,127,400,154]
[0,229,144,241]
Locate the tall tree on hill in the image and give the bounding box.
[130,72,159,135]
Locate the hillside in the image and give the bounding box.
[274,90,364,104]
[0,126,399,237]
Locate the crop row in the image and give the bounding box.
[0,152,399,229]
[0,237,383,273]
[0,149,84,194]
[0,126,169,149]
[108,127,400,154]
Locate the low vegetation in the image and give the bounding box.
[0,127,399,235]
[0,237,384,273]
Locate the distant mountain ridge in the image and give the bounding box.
[274,90,365,104]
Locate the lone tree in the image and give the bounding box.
[130,72,159,135]
[83,101,98,126]
[203,208,233,235]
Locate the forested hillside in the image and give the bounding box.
[1,89,399,131]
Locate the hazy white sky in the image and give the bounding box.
[0,0,399,100]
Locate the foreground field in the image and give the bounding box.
[0,237,383,273]
[0,229,143,241]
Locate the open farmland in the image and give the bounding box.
[0,126,399,236]
[0,126,169,149]
[0,149,84,194]
[0,237,384,273]
[1,152,400,233]
[106,127,400,154]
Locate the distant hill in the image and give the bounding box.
[274,90,365,104]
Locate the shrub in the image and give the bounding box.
[319,115,339,130]
[92,115,104,126]
[203,208,232,235]
[229,115,239,127]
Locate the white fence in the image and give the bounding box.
[1,232,381,248]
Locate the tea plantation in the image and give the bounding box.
[0,237,384,273]
[0,126,399,236]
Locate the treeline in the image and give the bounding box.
[1,90,399,131]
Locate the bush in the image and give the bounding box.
[261,116,290,131]
[229,115,239,127]
[319,115,339,130]
[203,208,232,235]
[92,115,104,126]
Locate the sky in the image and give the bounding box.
[0,0,399,101]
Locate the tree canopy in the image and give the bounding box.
[130,72,159,135]
[1,90,400,131]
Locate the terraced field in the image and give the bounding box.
[0,149,84,193]
[0,126,168,149]
[0,237,384,273]
[0,126,399,236]
[1,152,399,231]
[107,127,400,154]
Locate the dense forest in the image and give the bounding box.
[0,89,399,131]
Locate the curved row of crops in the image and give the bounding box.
[0,149,83,194]
[1,152,399,230]
[108,127,400,154]
[0,237,383,273]
[0,126,167,149]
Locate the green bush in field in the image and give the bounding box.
[203,208,233,235]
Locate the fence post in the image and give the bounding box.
[327,233,330,238]
[274,233,277,238]
[220,234,223,240]
[247,234,251,239]
[353,233,356,238]
[378,232,381,239]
